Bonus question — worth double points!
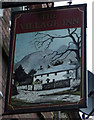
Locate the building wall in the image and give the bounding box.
[2,8,10,56]
[0,8,11,119]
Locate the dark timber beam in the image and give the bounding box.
[1,2,51,8]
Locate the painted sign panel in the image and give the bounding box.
[4,4,87,114]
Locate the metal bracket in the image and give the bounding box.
[67,0,72,5]
[86,109,94,119]
[80,71,94,119]
[88,89,94,97]
[46,2,54,8]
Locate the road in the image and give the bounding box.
[12,87,80,104]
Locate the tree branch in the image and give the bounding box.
[33,31,71,50]
[32,28,81,63]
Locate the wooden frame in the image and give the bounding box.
[4,4,87,115]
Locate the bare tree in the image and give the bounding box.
[32,28,81,65]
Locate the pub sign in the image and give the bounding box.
[4,4,87,114]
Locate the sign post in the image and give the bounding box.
[4,4,87,114]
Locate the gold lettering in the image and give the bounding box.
[62,18,79,26]
[34,20,57,29]
[20,20,58,31]
[34,23,39,29]
[41,13,56,20]
[41,22,47,28]
[25,23,32,30]
[20,24,24,30]
[20,23,32,30]
[46,20,57,27]
[66,19,72,25]
[73,19,79,25]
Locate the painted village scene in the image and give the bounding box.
[11,28,82,107]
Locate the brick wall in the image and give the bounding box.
[2,8,10,56]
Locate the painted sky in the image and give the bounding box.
[14,28,81,64]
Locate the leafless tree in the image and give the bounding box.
[32,28,81,65]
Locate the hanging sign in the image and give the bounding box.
[4,4,87,114]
